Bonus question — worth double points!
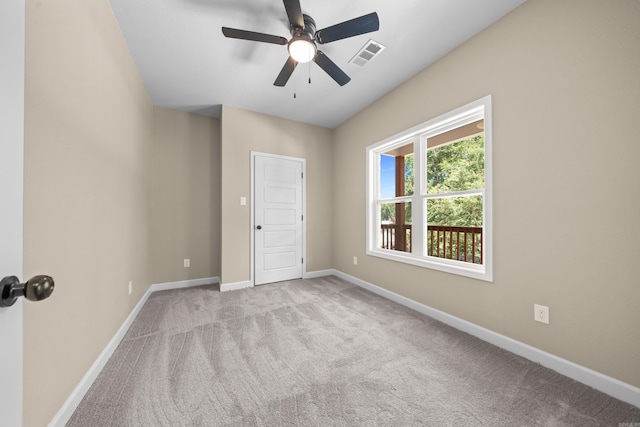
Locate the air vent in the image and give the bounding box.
[349,39,385,67]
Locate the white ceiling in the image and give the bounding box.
[108,0,525,128]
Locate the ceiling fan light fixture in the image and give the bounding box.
[288,37,316,63]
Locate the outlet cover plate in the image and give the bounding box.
[534,304,549,324]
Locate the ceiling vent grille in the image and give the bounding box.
[349,39,385,67]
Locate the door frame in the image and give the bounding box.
[0,0,25,424]
[250,152,306,286]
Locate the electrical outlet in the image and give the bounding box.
[184,258,190,268]
[128,281,133,295]
[534,304,549,324]
[353,256,358,265]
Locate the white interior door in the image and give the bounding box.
[0,0,26,425]
[254,154,304,285]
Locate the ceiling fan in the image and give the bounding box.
[222,0,379,87]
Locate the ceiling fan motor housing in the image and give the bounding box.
[292,14,316,39]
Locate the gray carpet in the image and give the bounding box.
[68,276,639,426]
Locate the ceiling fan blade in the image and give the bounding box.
[274,56,298,87]
[222,27,288,45]
[315,12,379,44]
[313,51,351,86]
[283,0,304,29]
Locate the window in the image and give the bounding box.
[366,96,492,281]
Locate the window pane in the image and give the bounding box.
[379,154,395,199]
[380,143,414,198]
[426,135,484,194]
[426,195,483,264]
[427,195,482,227]
[379,201,412,252]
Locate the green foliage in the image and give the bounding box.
[427,136,484,227]
[381,203,395,222]
[405,154,414,220]
[405,154,414,196]
[427,135,484,193]
[427,196,483,227]
[380,202,412,223]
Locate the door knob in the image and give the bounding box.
[256,225,262,230]
[0,275,55,308]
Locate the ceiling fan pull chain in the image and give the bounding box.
[308,62,311,84]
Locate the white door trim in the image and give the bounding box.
[251,152,306,286]
[0,0,25,424]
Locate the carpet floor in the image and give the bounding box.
[68,275,639,426]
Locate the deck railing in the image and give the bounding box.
[381,223,412,252]
[380,223,483,264]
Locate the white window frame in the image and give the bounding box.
[366,96,493,282]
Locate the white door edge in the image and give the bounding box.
[0,0,26,425]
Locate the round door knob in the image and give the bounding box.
[256,225,262,230]
[25,275,55,302]
[0,275,55,308]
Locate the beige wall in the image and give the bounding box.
[151,107,221,284]
[333,0,640,389]
[23,0,153,425]
[220,106,333,284]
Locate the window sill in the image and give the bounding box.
[366,248,493,282]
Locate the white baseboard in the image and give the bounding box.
[150,276,220,292]
[220,280,253,292]
[47,276,219,427]
[330,269,640,409]
[303,269,335,279]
